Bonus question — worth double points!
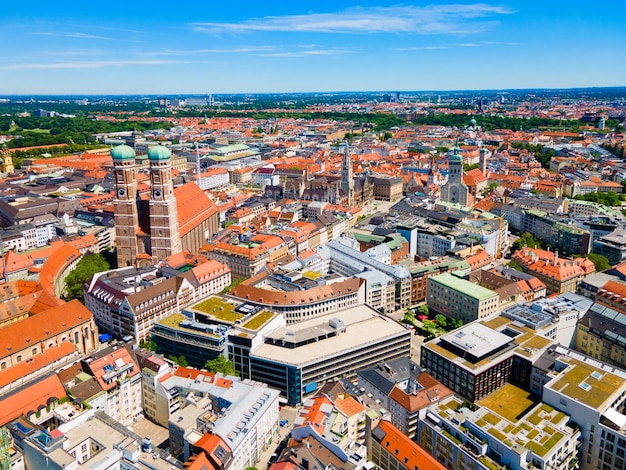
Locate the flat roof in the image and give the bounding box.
[547,353,626,410]
[430,272,498,301]
[441,323,512,358]
[251,305,409,367]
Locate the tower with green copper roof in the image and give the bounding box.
[147,144,181,260]
[112,144,140,267]
[440,142,469,206]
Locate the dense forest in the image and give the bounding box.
[0,115,173,148]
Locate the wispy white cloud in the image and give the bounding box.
[145,46,277,56]
[192,4,514,35]
[33,31,110,40]
[392,46,449,51]
[0,59,181,70]
[255,49,353,57]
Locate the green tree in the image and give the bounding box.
[64,253,110,302]
[450,318,464,329]
[422,320,437,337]
[435,314,448,329]
[507,260,524,271]
[417,304,429,316]
[586,253,610,272]
[221,276,247,294]
[168,355,188,367]
[204,355,237,376]
[511,232,542,252]
[403,309,416,325]
[139,339,157,351]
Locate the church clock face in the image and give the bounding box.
[153,189,162,198]
[117,188,126,197]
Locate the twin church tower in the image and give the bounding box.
[112,144,182,267]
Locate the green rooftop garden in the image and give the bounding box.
[551,358,623,408]
[241,310,274,330]
[191,297,244,323]
[477,383,539,423]
[479,456,504,470]
[526,432,564,457]
[488,428,507,441]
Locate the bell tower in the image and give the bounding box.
[112,145,140,267]
[148,145,181,260]
[340,141,355,206]
[0,145,14,174]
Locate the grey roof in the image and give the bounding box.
[358,357,420,396]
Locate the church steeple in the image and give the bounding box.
[0,145,14,174]
[341,140,354,206]
[148,145,181,261]
[440,143,469,206]
[112,144,140,267]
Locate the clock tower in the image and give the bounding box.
[147,145,181,260]
[112,145,140,267]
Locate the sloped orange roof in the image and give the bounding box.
[296,396,333,434]
[87,346,139,392]
[184,451,216,470]
[0,299,92,359]
[0,251,33,277]
[334,395,365,417]
[0,374,66,426]
[376,420,446,470]
[0,341,77,390]
[174,182,219,237]
[38,242,82,292]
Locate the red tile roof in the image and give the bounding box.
[174,182,219,237]
[0,374,66,426]
[376,420,446,470]
[0,299,93,359]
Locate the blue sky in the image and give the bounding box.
[1,1,625,95]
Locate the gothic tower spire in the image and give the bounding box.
[341,140,355,206]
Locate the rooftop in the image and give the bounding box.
[187,296,244,324]
[548,354,626,410]
[251,304,409,366]
[430,272,498,301]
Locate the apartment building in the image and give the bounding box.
[418,393,581,470]
[358,358,453,439]
[369,419,446,470]
[81,344,143,425]
[427,272,499,323]
[84,259,230,341]
[317,238,412,310]
[166,367,280,469]
[512,247,595,294]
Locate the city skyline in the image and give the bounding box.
[1,0,625,95]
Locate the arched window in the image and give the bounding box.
[32,348,38,356]
[16,355,22,363]
[74,331,80,343]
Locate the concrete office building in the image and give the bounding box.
[249,305,411,404]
